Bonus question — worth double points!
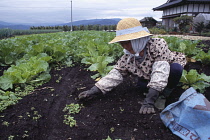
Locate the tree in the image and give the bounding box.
[205,21,210,29]
[63,25,69,31]
[79,25,85,30]
[194,22,205,35]
[173,15,193,33]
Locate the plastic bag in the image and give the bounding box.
[160,87,210,140]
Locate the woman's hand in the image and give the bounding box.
[139,88,159,114]
[139,104,155,114]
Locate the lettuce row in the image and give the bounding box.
[0,53,51,90]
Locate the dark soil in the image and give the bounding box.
[0,41,210,140]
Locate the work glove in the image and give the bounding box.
[139,88,159,114]
[154,87,175,109]
[162,87,174,98]
[78,86,102,100]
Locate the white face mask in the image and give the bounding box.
[123,36,150,64]
[123,36,150,57]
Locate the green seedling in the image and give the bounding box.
[110,127,115,133]
[2,121,9,127]
[8,135,14,140]
[22,131,29,138]
[63,103,83,127]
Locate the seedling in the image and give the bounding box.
[110,127,115,133]
[22,131,29,138]
[63,115,77,127]
[2,121,9,127]
[63,103,83,127]
[103,136,122,140]
[8,135,14,140]
[119,107,124,112]
[56,75,62,83]
[32,111,42,121]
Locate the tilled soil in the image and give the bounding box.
[0,40,210,140]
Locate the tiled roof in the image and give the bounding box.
[153,0,210,11]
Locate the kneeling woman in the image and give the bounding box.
[78,18,186,114]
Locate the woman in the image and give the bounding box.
[78,18,186,114]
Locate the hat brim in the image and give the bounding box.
[109,30,153,44]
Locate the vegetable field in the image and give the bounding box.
[0,31,210,140]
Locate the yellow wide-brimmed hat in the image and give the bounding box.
[109,18,153,44]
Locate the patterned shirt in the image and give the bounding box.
[114,38,187,80]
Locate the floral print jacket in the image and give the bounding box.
[96,38,187,93]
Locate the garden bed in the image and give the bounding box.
[0,40,210,140]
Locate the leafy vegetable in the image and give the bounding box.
[159,36,201,58]
[193,50,210,65]
[0,53,51,90]
[180,69,210,93]
[0,31,123,111]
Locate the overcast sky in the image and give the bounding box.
[0,0,167,24]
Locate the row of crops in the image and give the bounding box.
[0,31,123,112]
[0,31,210,112]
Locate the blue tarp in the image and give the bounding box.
[160,87,210,140]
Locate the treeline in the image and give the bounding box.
[30,25,117,31]
[0,28,62,39]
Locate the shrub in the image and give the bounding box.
[149,27,167,34]
[194,22,205,35]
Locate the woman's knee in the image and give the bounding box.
[136,78,148,93]
[170,63,183,76]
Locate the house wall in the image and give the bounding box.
[162,18,176,30]
[162,3,210,29]
[163,4,210,17]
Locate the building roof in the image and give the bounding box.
[153,0,210,11]
[140,17,157,22]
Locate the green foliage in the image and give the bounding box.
[76,31,122,78]
[149,27,167,34]
[193,50,210,65]
[0,90,21,112]
[63,103,83,127]
[0,29,13,39]
[0,85,34,112]
[180,70,210,93]
[0,53,51,90]
[194,22,205,35]
[0,28,61,39]
[0,31,122,112]
[173,15,193,33]
[63,103,83,114]
[82,56,114,79]
[206,21,210,29]
[63,115,76,127]
[159,36,201,57]
[102,136,122,140]
[8,135,15,140]
[2,121,9,127]
[201,32,210,37]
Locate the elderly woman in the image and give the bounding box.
[78,18,186,114]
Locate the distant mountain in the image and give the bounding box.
[0,18,121,30]
[0,21,31,30]
[0,25,31,30]
[0,21,16,26]
[60,18,121,26]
